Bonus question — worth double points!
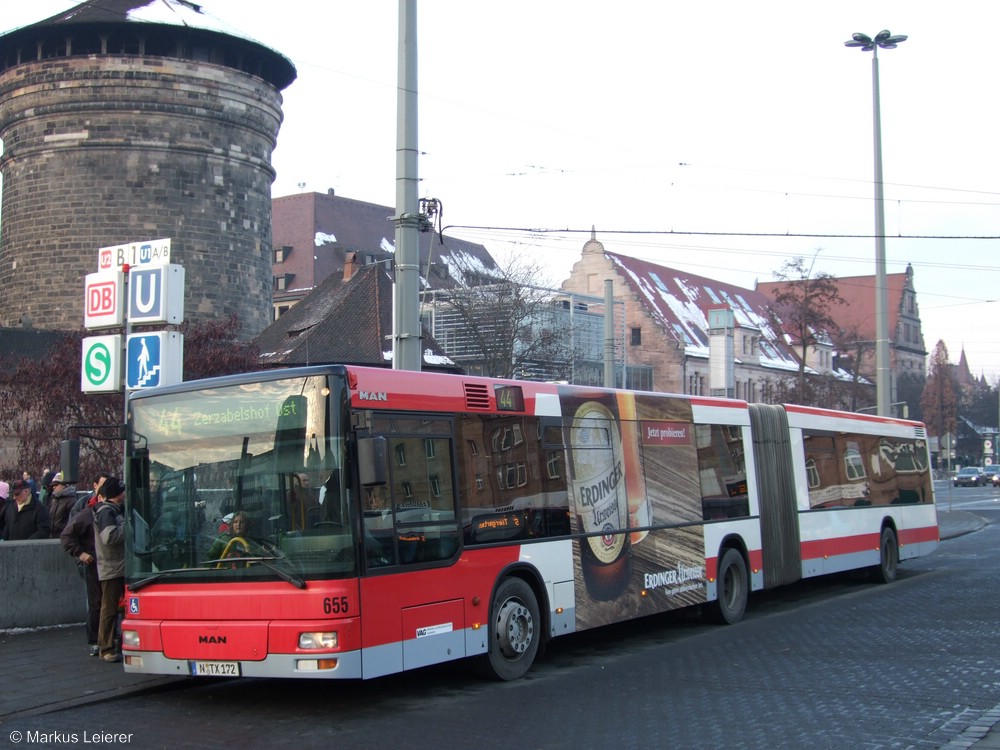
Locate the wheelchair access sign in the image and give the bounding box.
[125,332,183,390]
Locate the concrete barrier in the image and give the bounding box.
[0,539,87,630]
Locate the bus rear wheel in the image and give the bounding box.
[710,547,748,625]
[870,526,898,584]
[480,577,540,681]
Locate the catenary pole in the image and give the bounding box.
[393,0,421,371]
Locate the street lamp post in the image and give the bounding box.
[844,30,906,418]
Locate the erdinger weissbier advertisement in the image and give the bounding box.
[567,395,632,601]
[561,388,708,629]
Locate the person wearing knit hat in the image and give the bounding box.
[94,476,126,662]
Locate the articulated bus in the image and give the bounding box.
[121,365,938,680]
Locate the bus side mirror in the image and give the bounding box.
[358,436,388,487]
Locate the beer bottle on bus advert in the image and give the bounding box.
[616,391,650,545]
[565,393,632,601]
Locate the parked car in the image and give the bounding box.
[954,466,984,487]
[983,466,1000,487]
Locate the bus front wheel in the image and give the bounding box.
[710,547,748,625]
[480,577,540,681]
[870,527,898,584]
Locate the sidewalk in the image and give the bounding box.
[0,510,994,737]
[0,625,183,722]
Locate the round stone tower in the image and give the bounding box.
[0,1,296,336]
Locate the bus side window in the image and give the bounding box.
[697,424,750,520]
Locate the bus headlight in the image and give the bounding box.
[122,630,140,648]
[298,631,337,649]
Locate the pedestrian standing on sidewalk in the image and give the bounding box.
[0,480,9,537]
[69,473,109,520]
[47,472,78,538]
[1,478,51,540]
[93,476,126,663]
[61,486,104,657]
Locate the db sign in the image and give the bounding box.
[81,335,122,393]
[84,271,125,330]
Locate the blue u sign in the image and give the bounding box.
[126,335,161,389]
[129,267,163,323]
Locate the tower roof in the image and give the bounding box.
[1,0,295,89]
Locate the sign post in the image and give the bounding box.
[82,239,185,395]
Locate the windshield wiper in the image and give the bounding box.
[241,556,307,589]
[129,566,214,592]
[194,556,307,589]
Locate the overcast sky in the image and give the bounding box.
[7,1,1000,381]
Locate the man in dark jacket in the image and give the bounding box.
[94,476,126,662]
[61,492,103,656]
[47,472,78,538]
[1,479,51,540]
[69,473,110,520]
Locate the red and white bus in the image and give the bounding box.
[121,365,938,680]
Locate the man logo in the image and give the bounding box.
[359,391,388,402]
[198,635,227,644]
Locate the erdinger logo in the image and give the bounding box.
[359,391,388,402]
[199,635,227,644]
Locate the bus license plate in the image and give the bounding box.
[190,661,241,677]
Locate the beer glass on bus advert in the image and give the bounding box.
[565,391,632,601]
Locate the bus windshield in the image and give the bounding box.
[126,373,353,585]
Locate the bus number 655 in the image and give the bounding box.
[323,596,349,615]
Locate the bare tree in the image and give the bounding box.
[0,314,261,480]
[920,340,958,465]
[426,255,577,380]
[768,255,845,404]
[832,323,876,412]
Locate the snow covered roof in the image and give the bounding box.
[606,250,805,373]
[1,1,295,89]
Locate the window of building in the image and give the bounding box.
[547,451,561,479]
[844,447,865,481]
[806,458,820,488]
[506,463,518,488]
[395,444,407,466]
[630,327,642,346]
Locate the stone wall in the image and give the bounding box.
[0,539,86,630]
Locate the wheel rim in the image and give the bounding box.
[495,597,534,660]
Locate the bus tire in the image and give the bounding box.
[711,547,748,625]
[870,526,898,584]
[480,577,540,681]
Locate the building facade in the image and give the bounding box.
[560,233,821,402]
